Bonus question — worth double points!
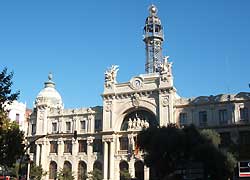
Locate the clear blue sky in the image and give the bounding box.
[1,0,250,108]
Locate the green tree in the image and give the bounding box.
[201,129,221,147]
[0,68,24,168]
[29,163,47,180]
[57,168,74,180]
[137,124,236,180]
[120,169,131,180]
[88,169,103,180]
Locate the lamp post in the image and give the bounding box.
[18,135,46,180]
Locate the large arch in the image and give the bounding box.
[78,161,87,180]
[120,109,158,131]
[119,160,129,180]
[114,100,157,131]
[49,161,57,180]
[135,160,144,180]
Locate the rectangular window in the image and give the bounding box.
[31,124,36,135]
[239,131,250,145]
[52,122,57,133]
[219,109,228,125]
[50,141,58,153]
[64,140,72,154]
[119,137,128,150]
[66,122,71,132]
[219,132,231,148]
[93,139,103,153]
[179,113,187,126]
[240,107,249,121]
[199,111,207,127]
[95,119,102,132]
[15,113,20,124]
[78,140,87,153]
[30,142,36,153]
[80,121,86,130]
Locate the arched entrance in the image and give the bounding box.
[49,161,57,180]
[78,161,87,180]
[121,109,157,131]
[135,160,144,180]
[92,161,103,179]
[63,161,72,171]
[119,160,129,180]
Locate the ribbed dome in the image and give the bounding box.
[35,73,63,109]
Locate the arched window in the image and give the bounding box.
[49,161,57,179]
[119,160,129,180]
[135,161,144,180]
[78,161,87,180]
[92,161,103,179]
[63,161,72,172]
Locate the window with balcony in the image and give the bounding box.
[93,139,103,153]
[240,107,249,121]
[30,142,36,153]
[219,132,231,148]
[199,111,207,127]
[64,140,72,154]
[66,122,71,133]
[31,124,36,135]
[78,140,87,153]
[219,109,228,125]
[50,141,58,154]
[80,121,86,131]
[179,112,187,126]
[52,122,57,133]
[119,137,128,150]
[95,119,102,132]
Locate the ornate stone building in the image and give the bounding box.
[27,5,250,180]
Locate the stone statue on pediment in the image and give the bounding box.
[157,56,172,76]
[105,65,119,86]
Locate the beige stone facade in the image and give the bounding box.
[27,5,250,180]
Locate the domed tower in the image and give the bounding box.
[33,73,63,135]
[144,5,164,73]
[35,73,63,109]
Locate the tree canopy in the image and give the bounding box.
[0,68,24,168]
[137,124,236,180]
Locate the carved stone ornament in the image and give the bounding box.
[161,96,169,107]
[105,65,119,87]
[103,136,114,142]
[132,93,140,107]
[39,109,45,120]
[130,78,143,90]
[105,101,112,112]
[157,56,173,77]
[87,136,94,145]
[128,117,149,131]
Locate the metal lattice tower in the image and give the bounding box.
[143,5,164,73]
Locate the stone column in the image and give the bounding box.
[129,159,135,178]
[57,138,63,156]
[72,138,78,156]
[35,143,40,166]
[109,140,115,180]
[144,167,150,180]
[103,141,108,180]
[87,137,94,173]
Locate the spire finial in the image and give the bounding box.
[149,4,157,16]
[48,72,53,81]
[44,72,55,88]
